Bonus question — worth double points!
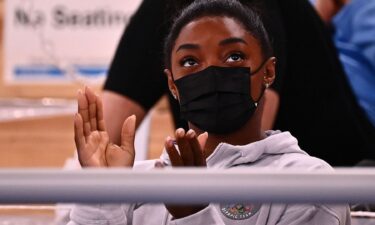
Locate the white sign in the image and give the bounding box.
[3,0,142,84]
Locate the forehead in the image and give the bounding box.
[174,16,255,48]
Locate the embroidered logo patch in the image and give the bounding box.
[220,203,261,220]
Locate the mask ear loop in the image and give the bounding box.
[167,68,178,99]
[250,59,269,106]
[171,73,175,82]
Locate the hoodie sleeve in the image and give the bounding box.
[275,204,351,225]
[168,205,225,225]
[67,204,133,225]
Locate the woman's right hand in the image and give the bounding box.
[74,87,136,168]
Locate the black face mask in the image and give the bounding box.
[174,65,264,134]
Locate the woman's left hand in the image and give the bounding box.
[164,128,209,219]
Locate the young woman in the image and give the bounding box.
[69,0,350,224]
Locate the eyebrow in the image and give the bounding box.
[176,43,200,52]
[175,37,247,52]
[219,37,247,46]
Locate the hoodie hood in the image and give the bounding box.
[206,130,307,168]
[160,130,308,168]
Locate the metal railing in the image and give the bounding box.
[0,168,375,204]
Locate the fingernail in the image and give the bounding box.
[176,128,184,137]
[165,136,173,147]
[155,161,164,168]
[166,136,177,145]
[187,129,195,137]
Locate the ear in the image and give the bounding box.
[164,69,179,100]
[263,57,276,88]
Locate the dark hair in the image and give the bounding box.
[164,0,273,69]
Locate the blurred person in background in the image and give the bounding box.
[312,0,375,212]
[314,0,375,142]
[101,0,375,166]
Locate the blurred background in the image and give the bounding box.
[0,0,173,167]
[0,1,173,223]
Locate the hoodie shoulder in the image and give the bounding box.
[276,152,333,170]
[264,131,333,170]
[207,130,333,170]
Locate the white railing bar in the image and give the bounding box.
[0,168,374,204]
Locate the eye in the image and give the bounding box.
[226,52,244,63]
[180,57,198,67]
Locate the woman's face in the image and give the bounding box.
[168,16,273,101]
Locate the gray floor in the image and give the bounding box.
[352,217,375,225]
[0,215,55,225]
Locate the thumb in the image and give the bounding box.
[120,115,136,156]
[197,132,208,150]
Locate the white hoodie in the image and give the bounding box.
[68,131,351,225]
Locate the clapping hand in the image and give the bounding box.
[164,128,209,219]
[74,87,136,167]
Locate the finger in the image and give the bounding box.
[120,115,136,158]
[97,131,109,166]
[74,113,86,151]
[165,136,183,167]
[96,95,106,131]
[186,129,206,166]
[77,89,91,138]
[197,132,208,151]
[85,86,98,131]
[176,128,194,166]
